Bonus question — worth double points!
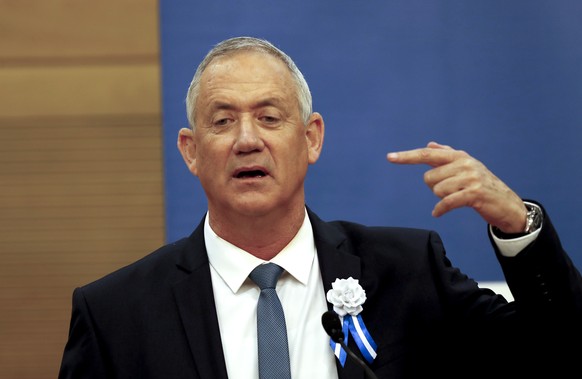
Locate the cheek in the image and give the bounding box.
[283,146,310,178]
[196,142,232,175]
[196,152,217,173]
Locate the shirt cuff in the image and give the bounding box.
[490,224,541,257]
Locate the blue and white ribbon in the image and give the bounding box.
[329,314,377,367]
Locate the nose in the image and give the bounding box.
[233,116,265,153]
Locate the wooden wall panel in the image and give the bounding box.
[0,65,160,116]
[0,1,165,378]
[0,1,158,60]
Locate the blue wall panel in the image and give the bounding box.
[159,1,582,281]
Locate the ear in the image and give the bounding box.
[177,127,198,176]
[305,112,325,164]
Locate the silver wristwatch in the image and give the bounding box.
[524,203,543,234]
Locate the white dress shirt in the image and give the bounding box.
[205,209,339,379]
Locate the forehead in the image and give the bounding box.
[200,51,294,93]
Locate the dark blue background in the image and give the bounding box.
[159,1,582,282]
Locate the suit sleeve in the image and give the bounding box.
[490,201,582,318]
[58,287,109,379]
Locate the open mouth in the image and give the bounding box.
[235,169,267,178]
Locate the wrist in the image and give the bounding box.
[492,202,543,239]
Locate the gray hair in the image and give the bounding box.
[185,36,313,129]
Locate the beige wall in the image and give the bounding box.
[0,2,165,378]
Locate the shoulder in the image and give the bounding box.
[307,208,445,262]
[333,220,444,257]
[332,219,435,240]
[312,210,442,249]
[79,237,193,297]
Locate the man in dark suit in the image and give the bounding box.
[58,36,582,379]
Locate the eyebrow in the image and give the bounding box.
[209,97,286,112]
[254,97,284,109]
[210,101,236,112]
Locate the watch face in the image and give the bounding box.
[525,205,542,233]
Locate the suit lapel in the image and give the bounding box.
[172,220,229,379]
[308,208,366,379]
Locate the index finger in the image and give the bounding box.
[386,146,455,167]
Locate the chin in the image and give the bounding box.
[219,195,273,215]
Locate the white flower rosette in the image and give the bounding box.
[326,277,377,366]
[327,277,367,316]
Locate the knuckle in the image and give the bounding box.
[423,171,432,183]
[419,149,431,159]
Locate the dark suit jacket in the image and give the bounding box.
[58,203,582,379]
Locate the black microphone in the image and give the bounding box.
[321,311,379,379]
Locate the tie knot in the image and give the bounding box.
[249,263,284,290]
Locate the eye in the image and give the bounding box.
[213,118,232,127]
[260,115,279,123]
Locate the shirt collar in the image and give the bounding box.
[205,208,316,294]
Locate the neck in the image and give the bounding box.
[208,206,306,261]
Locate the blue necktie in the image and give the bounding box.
[249,263,292,379]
